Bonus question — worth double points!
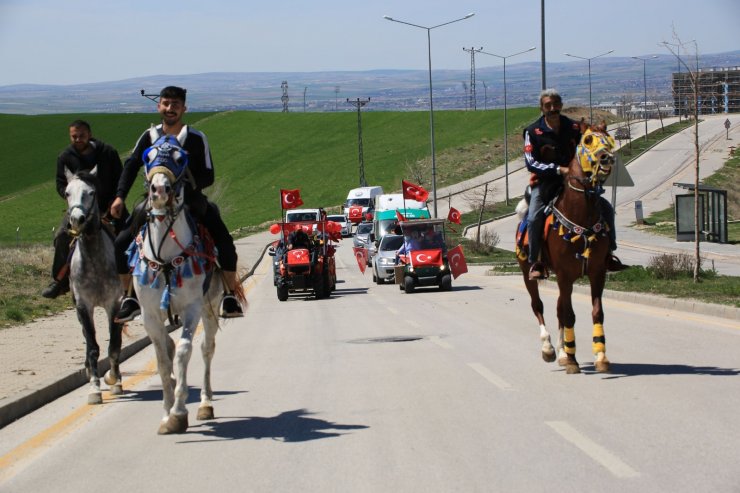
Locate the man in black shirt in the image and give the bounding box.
[110,86,244,320]
[42,120,129,298]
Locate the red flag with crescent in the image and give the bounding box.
[348,205,364,223]
[395,209,406,222]
[410,249,443,267]
[402,180,429,203]
[447,244,468,279]
[352,247,368,274]
[280,189,304,210]
[286,248,310,265]
[447,207,461,224]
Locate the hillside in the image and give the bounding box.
[0,107,540,244]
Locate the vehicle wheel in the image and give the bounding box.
[404,275,415,293]
[314,272,327,299]
[277,284,289,301]
[375,275,384,285]
[439,274,452,291]
[372,271,377,283]
[322,269,332,298]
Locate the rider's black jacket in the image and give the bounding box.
[56,138,123,213]
[522,114,581,185]
[116,124,215,212]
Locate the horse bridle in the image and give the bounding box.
[66,182,100,237]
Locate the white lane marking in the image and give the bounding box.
[429,336,453,349]
[467,363,513,390]
[386,306,399,315]
[546,421,640,478]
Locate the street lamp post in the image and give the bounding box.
[384,12,475,218]
[632,55,657,141]
[564,49,614,124]
[480,46,536,205]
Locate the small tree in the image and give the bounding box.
[661,31,701,282]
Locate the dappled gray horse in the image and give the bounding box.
[64,166,124,403]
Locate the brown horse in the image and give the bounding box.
[516,123,616,374]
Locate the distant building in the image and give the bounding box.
[672,66,740,116]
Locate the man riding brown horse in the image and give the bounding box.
[522,88,626,280]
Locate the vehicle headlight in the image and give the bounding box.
[378,257,394,266]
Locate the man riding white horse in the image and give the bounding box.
[110,86,243,321]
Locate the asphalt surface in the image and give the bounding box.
[1,114,738,429]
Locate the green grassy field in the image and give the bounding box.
[0,108,539,245]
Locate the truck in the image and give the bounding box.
[343,186,384,223]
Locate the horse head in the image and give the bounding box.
[574,121,616,188]
[143,126,189,214]
[64,166,100,235]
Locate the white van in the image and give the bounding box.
[375,193,426,213]
[343,186,384,217]
[285,208,322,223]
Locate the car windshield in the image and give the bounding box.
[356,223,372,234]
[380,235,403,251]
[327,216,346,223]
[346,198,370,207]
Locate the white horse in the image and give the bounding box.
[64,166,124,404]
[130,128,228,434]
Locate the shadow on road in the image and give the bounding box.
[591,362,740,379]
[179,408,369,443]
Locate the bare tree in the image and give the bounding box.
[661,31,701,282]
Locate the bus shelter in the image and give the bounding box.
[673,182,728,243]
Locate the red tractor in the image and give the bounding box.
[269,220,339,301]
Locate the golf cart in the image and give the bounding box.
[396,218,451,293]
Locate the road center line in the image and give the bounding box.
[546,421,640,478]
[467,362,513,390]
[429,336,453,349]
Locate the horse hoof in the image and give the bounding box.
[558,357,569,367]
[158,414,189,435]
[110,383,124,395]
[197,406,215,421]
[103,370,119,386]
[88,392,103,405]
[566,364,581,374]
[542,351,556,363]
[595,360,610,373]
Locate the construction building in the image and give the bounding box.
[672,66,740,116]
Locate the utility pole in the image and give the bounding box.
[281,81,289,112]
[303,86,307,112]
[334,86,340,111]
[463,46,483,110]
[541,0,546,90]
[347,97,370,187]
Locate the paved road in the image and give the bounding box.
[1,242,739,492]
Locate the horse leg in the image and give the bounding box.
[77,305,102,404]
[197,309,219,421]
[104,310,124,395]
[590,272,610,373]
[556,281,580,374]
[519,264,555,363]
[160,308,200,435]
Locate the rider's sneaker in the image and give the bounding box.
[115,297,141,323]
[41,279,69,299]
[607,255,629,272]
[528,262,546,281]
[220,294,244,318]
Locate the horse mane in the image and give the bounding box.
[71,169,102,193]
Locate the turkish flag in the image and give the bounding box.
[447,245,468,279]
[280,189,304,209]
[348,206,363,223]
[395,209,406,222]
[402,180,429,203]
[352,247,368,274]
[286,248,310,265]
[410,249,443,267]
[447,207,461,224]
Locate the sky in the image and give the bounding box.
[0,0,738,86]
